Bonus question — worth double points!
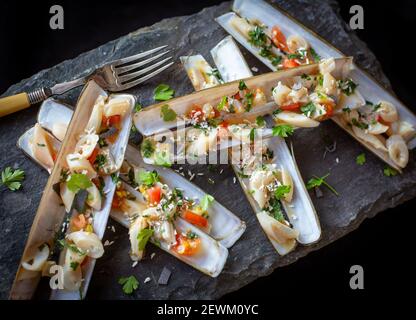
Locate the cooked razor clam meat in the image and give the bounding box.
[22,244,50,272]
[31,124,56,172]
[341,100,414,167]
[181,55,221,91]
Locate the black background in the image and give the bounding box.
[0,0,415,303]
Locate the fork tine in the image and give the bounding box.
[119,57,173,83]
[120,61,174,90]
[115,50,170,74]
[112,45,168,66]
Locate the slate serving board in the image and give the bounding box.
[0,0,415,299]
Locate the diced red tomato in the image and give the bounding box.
[147,186,161,205]
[376,114,390,125]
[88,148,99,166]
[324,102,334,119]
[233,91,242,101]
[172,233,201,256]
[213,108,220,118]
[52,152,57,162]
[281,102,301,111]
[111,196,121,209]
[189,106,204,122]
[271,26,289,53]
[220,121,229,128]
[107,115,121,126]
[182,210,209,228]
[71,214,87,231]
[282,58,300,69]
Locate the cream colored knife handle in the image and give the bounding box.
[0,88,49,117]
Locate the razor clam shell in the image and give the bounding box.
[210,36,252,82]
[111,182,229,277]
[10,80,134,300]
[180,55,220,91]
[134,57,354,136]
[31,101,246,248]
[229,0,416,151]
[124,144,246,248]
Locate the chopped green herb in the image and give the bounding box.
[271,55,283,66]
[137,228,154,251]
[372,103,382,112]
[57,239,86,256]
[118,275,139,295]
[160,104,177,122]
[134,103,142,113]
[244,92,254,112]
[98,137,108,148]
[207,68,223,83]
[154,151,171,167]
[338,78,358,96]
[301,73,311,80]
[342,107,351,113]
[351,118,369,130]
[70,262,79,271]
[256,116,266,127]
[383,166,398,177]
[306,173,339,196]
[37,143,46,147]
[274,185,291,200]
[111,173,120,184]
[268,196,285,223]
[186,230,199,240]
[137,170,159,187]
[1,167,25,191]
[154,84,175,101]
[309,47,321,62]
[237,171,250,179]
[66,173,92,193]
[272,124,294,138]
[217,96,228,111]
[300,102,316,117]
[200,194,214,212]
[249,128,256,142]
[248,26,268,47]
[356,153,366,165]
[238,80,247,91]
[94,154,107,169]
[141,139,155,158]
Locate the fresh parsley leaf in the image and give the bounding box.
[248,26,267,47]
[306,173,339,196]
[66,173,92,193]
[245,92,253,112]
[118,275,139,295]
[200,194,214,212]
[137,170,159,187]
[94,154,107,169]
[383,166,398,177]
[274,185,291,200]
[154,151,172,167]
[268,196,285,223]
[160,104,177,122]
[111,173,120,184]
[238,80,247,91]
[137,228,154,251]
[1,167,25,191]
[356,153,366,165]
[154,84,175,101]
[256,116,266,127]
[141,139,155,158]
[272,124,294,138]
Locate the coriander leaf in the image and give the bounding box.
[200,194,214,212]
[66,173,92,193]
[154,151,172,167]
[160,104,177,122]
[268,196,285,223]
[1,167,25,191]
[154,84,175,101]
[248,25,267,47]
[272,124,294,138]
[256,116,266,127]
[383,166,398,177]
[306,173,339,196]
[238,80,248,90]
[300,102,316,117]
[137,170,159,187]
[356,153,366,165]
[137,228,154,251]
[274,185,291,200]
[118,275,139,295]
[141,139,155,158]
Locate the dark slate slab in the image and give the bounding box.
[0,0,414,299]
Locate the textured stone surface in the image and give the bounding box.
[0,0,415,300]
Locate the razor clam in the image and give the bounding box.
[27,100,246,248]
[134,57,357,137]
[17,130,230,277]
[181,50,320,253]
[210,36,252,83]
[10,81,135,300]
[220,0,416,169]
[180,55,221,90]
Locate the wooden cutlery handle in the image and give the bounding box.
[0,93,31,117]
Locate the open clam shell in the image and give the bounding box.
[220,0,416,169]
[10,81,134,300]
[134,57,356,137]
[111,182,229,277]
[210,36,252,83]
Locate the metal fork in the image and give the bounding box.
[0,45,173,117]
